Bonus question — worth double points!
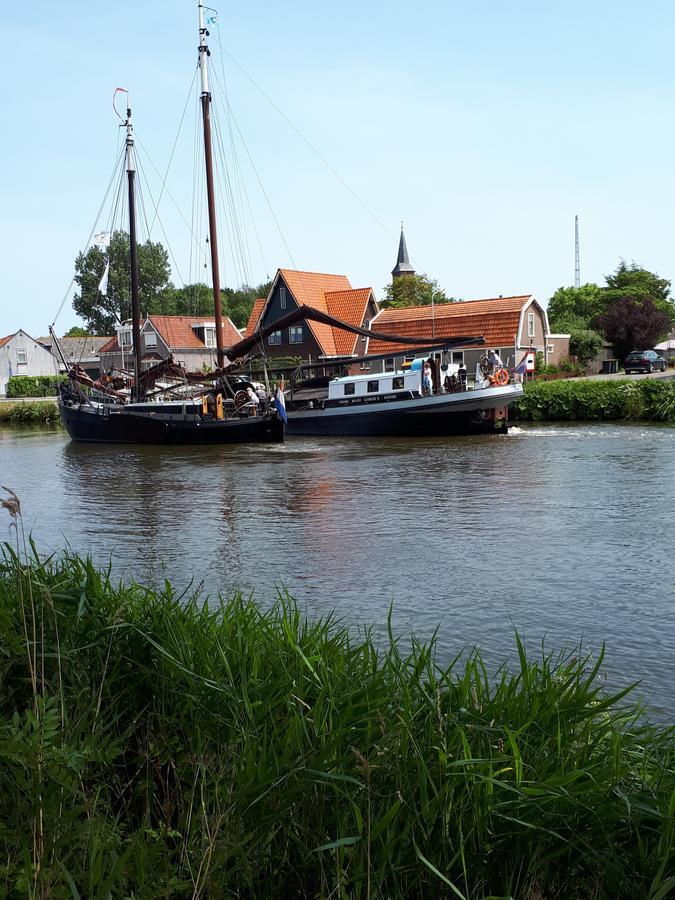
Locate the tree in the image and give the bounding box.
[382,274,454,309]
[64,326,89,337]
[569,329,603,366]
[601,261,675,324]
[594,297,671,361]
[73,231,172,334]
[546,284,603,332]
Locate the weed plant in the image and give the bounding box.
[0,401,60,426]
[0,495,673,897]
[513,379,675,422]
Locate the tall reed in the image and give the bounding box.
[0,529,673,897]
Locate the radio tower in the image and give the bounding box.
[574,215,580,288]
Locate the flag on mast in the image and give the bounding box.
[98,260,110,296]
[274,383,287,423]
[93,232,112,249]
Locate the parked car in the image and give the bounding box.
[622,350,668,374]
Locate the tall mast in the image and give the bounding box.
[198,1,226,369]
[125,100,144,401]
[574,214,580,289]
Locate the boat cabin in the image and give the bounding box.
[327,369,421,405]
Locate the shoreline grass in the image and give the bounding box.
[0,399,60,426]
[0,531,673,897]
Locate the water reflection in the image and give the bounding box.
[1,423,674,719]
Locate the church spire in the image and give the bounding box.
[391,222,415,279]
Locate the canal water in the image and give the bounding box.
[1,423,674,719]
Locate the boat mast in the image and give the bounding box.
[125,100,143,401]
[198,1,226,369]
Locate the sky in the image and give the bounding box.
[2,0,675,337]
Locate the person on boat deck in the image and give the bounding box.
[255,386,268,411]
[205,392,216,417]
[458,360,468,388]
[488,349,503,372]
[423,362,433,395]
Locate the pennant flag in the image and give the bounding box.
[98,260,110,295]
[93,231,112,249]
[274,385,287,423]
[206,14,218,25]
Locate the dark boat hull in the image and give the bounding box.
[285,385,520,437]
[59,403,284,444]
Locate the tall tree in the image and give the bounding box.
[546,283,603,332]
[73,231,172,334]
[64,325,89,337]
[595,297,671,361]
[382,274,454,309]
[601,261,674,324]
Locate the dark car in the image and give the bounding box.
[622,350,668,374]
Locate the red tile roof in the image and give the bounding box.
[324,288,373,356]
[244,299,267,338]
[0,333,16,349]
[369,295,533,356]
[99,335,119,353]
[148,315,241,349]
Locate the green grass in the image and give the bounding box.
[512,378,675,423]
[0,400,60,425]
[0,522,673,896]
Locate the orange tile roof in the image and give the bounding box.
[324,288,373,356]
[0,333,16,348]
[99,336,119,353]
[279,269,353,357]
[244,298,267,338]
[369,295,532,355]
[99,317,241,354]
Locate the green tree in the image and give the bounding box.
[73,231,173,334]
[64,326,89,337]
[546,284,603,332]
[382,274,454,309]
[595,297,671,361]
[569,329,604,366]
[601,260,674,323]
[169,283,214,317]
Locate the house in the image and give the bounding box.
[38,336,113,381]
[98,314,242,373]
[0,330,57,397]
[365,295,564,374]
[243,268,379,373]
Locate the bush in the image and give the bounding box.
[512,378,675,422]
[0,401,60,425]
[6,375,66,398]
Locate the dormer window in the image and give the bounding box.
[120,330,132,348]
[204,328,216,348]
[145,332,157,349]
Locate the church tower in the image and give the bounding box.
[391,224,415,280]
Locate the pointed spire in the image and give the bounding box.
[392,223,415,279]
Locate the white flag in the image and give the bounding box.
[98,260,110,295]
[93,231,112,249]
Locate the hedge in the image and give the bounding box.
[6,375,66,398]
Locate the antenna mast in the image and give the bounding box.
[574,215,580,289]
[198,1,226,369]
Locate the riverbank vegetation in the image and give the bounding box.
[0,526,673,897]
[0,400,59,425]
[514,378,675,423]
[6,375,65,398]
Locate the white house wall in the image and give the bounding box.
[0,331,57,397]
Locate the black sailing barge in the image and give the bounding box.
[56,3,283,446]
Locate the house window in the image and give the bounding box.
[392,377,404,390]
[367,380,379,393]
[268,331,282,346]
[289,326,303,344]
[16,349,27,365]
[362,318,370,341]
[384,358,395,373]
[528,313,535,338]
[145,332,158,348]
[120,330,132,348]
[280,286,287,309]
[204,328,216,348]
[452,351,464,364]
[344,382,355,395]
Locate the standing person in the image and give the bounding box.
[458,360,468,389]
[488,349,503,373]
[423,361,433,395]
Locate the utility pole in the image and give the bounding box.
[574,215,580,289]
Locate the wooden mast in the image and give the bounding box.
[125,100,144,401]
[198,1,226,369]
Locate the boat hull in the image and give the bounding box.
[59,403,284,444]
[285,384,521,437]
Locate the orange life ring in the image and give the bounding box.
[494,368,509,386]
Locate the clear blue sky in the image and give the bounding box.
[2,0,674,337]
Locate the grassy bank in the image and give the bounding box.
[0,399,59,426]
[0,539,673,898]
[513,378,675,422]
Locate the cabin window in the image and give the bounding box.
[528,313,535,337]
[280,286,287,309]
[268,331,282,345]
[367,380,379,393]
[16,349,27,365]
[344,382,355,395]
[452,351,464,364]
[289,325,303,344]
[204,328,216,348]
[145,332,158,348]
[392,377,404,390]
[384,358,394,372]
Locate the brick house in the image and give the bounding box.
[244,268,379,373]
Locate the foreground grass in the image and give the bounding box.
[0,400,59,425]
[0,542,673,898]
[512,378,675,422]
